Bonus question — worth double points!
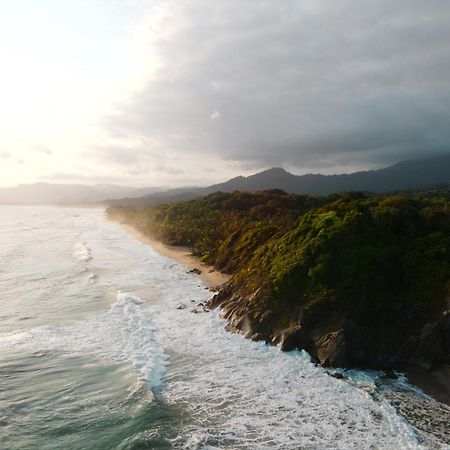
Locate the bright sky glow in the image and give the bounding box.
[0,0,167,187]
[1,0,449,188]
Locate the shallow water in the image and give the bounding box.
[0,206,448,449]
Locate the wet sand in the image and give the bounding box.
[120,223,230,289]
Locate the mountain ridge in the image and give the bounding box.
[1,154,449,205]
[110,154,450,205]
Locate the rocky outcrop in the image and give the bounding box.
[315,330,348,367]
[393,311,450,370]
[207,282,259,336]
[207,284,450,372]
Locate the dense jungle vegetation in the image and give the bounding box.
[107,189,450,368]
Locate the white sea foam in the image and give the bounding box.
[74,256,423,449]
[153,297,425,449]
[1,206,445,449]
[0,291,166,389]
[72,241,92,262]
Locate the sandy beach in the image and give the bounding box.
[114,220,450,408]
[120,223,230,289]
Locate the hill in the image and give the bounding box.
[107,188,450,372]
[109,154,450,205]
[3,154,449,205]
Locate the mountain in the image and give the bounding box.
[0,182,165,205]
[110,154,450,205]
[2,154,448,205]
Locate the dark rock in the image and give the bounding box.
[225,322,239,333]
[204,279,449,372]
[331,372,344,379]
[206,281,235,309]
[315,329,348,367]
[383,370,398,380]
[191,308,198,314]
[189,268,202,275]
[392,311,450,370]
[250,333,264,341]
[176,304,186,310]
[271,335,281,346]
[280,326,308,352]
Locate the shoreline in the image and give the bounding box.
[110,218,450,407]
[119,223,230,289]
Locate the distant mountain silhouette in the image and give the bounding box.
[110,154,450,205]
[0,182,164,205]
[2,154,448,205]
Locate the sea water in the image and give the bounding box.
[0,205,448,449]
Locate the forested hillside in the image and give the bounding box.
[107,189,450,370]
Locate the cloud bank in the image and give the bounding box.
[101,0,450,173]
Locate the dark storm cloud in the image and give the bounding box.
[105,0,450,170]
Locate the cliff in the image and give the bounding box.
[107,189,450,371]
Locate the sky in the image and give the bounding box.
[0,0,449,188]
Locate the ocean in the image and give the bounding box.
[0,205,448,449]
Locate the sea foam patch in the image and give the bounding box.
[72,242,92,262]
[0,291,166,390]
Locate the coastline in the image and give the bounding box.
[119,223,230,289]
[109,217,450,407]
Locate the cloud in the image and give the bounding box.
[100,0,450,172]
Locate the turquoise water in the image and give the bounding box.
[0,206,448,449]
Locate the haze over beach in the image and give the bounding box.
[0,1,450,449]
